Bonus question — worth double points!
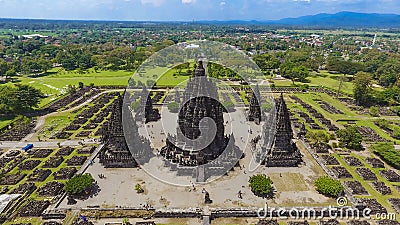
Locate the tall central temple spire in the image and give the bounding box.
[195,61,206,77]
[161,61,227,166]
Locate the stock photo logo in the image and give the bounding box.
[121,40,275,186]
[257,196,398,221]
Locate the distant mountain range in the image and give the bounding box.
[2,12,400,28]
[199,12,400,28]
[268,11,400,27]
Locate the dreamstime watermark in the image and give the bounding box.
[256,197,397,221]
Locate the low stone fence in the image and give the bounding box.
[80,207,155,218]
[154,208,201,218]
[42,208,67,219]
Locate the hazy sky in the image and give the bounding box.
[0,0,399,21]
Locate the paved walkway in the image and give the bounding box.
[0,139,100,150]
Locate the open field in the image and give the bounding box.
[272,71,355,95]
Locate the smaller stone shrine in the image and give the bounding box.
[248,84,262,124]
[135,85,161,123]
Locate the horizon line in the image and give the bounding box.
[0,11,399,23]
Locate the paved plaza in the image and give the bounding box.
[57,108,333,210]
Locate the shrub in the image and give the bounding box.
[393,126,400,139]
[315,176,344,198]
[167,102,179,113]
[372,142,400,169]
[64,174,94,195]
[337,126,363,150]
[249,174,273,197]
[369,106,380,117]
[135,183,144,193]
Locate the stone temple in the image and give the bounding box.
[264,93,302,167]
[100,92,152,168]
[160,61,241,181]
[248,84,262,124]
[99,93,137,168]
[135,85,161,123]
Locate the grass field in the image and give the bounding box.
[154,66,190,87]
[271,70,354,95]
[3,68,133,110]
[0,115,16,130]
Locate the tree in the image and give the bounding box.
[14,84,44,112]
[78,82,84,89]
[315,176,344,198]
[326,57,363,75]
[306,130,330,147]
[135,183,144,193]
[67,85,77,94]
[0,59,9,76]
[249,174,273,198]
[291,66,309,83]
[353,72,373,106]
[38,58,52,73]
[0,86,17,114]
[376,60,400,87]
[64,174,94,195]
[280,63,309,84]
[253,53,281,72]
[337,126,363,150]
[0,85,44,114]
[167,102,179,113]
[5,68,16,80]
[327,57,365,95]
[369,106,380,117]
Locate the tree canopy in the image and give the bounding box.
[0,84,44,114]
[249,174,273,198]
[280,63,309,84]
[306,130,331,147]
[337,126,363,150]
[64,174,94,195]
[253,53,281,71]
[353,71,373,106]
[315,176,344,198]
[372,143,400,169]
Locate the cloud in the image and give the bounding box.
[141,0,164,6]
[182,0,196,4]
[220,1,226,6]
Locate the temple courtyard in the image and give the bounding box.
[57,132,333,209]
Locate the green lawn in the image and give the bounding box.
[37,111,76,141]
[154,67,190,87]
[0,116,16,130]
[270,71,354,95]
[307,71,354,95]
